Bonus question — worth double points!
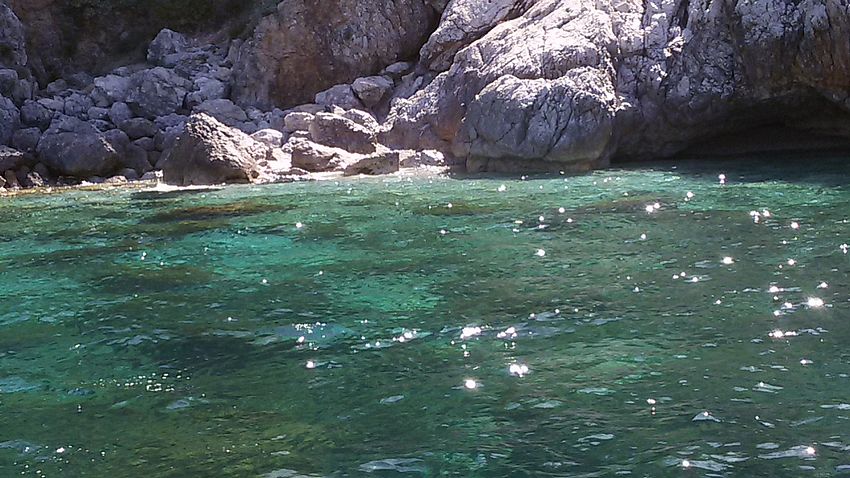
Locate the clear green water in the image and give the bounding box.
[1,159,849,477]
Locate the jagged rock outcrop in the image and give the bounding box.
[387,0,850,170]
[231,0,441,109]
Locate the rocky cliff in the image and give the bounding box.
[1,0,849,188]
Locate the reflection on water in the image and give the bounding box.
[1,158,849,477]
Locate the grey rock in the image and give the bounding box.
[10,78,33,106]
[126,67,191,119]
[420,0,519,71]
[89,119,114,133]
[343,150,400,176]
[20,100,52,130]
[90,74,133,107]
[64,93,93,119]
[161,113,266,186]
[185,76,228,108]
[36,116,120,177]
[120,118,158,140]
[0,96,19,145]
[193,99,247,127]
[154,113,188,131]
[289,137,356,172]
[87,107,110,121]
[102,128,130,155]
[308,112,377,154]
[44,79,68,97]
[37,98,64,112]
[283,112,314,133]
[147,29,189,66]
[315,84,363,110]
[108,102,133,126]
[11,127,41,154]
[66,72,94,90]
[387,0,850,170]
[399,149,446,168]
[341,109,380,131]
[351,76,394,108]
[381,61,414,78]
[0,145,25,171]
[251,129,284,148]
[0,4,26,68]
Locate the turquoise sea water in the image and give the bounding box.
[1,159,849,477]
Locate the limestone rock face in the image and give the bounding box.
[36,116,120,177]
[388,0,850,170]
[231,0,439,109]
[161,113,265,186]
[419,0,522,71]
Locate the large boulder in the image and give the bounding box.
[126,67,191,119]
[308,112,377,154]
[19,100,54,130]
[231,0,440,109]
[36,116,120,177]
[147,29,189,66]
[289,137,356,172]
[387,0,850,170]
[351,76,394,108]
[161,113,266,186]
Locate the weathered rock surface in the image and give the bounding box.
[231,0,440,109]
[387,0,850,170]
[161,113,265,186]
[289,138,355,172]
[308,113,377,154]
[343,150,400,176]
[36,116,120,177]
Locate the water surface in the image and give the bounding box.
[1,158,849,477]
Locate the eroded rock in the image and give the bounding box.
[161,113,265,186]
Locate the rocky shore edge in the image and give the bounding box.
[0,25,455,194]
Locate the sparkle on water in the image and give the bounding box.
[1,158,849,476]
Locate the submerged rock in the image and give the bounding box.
[161,113,265,186]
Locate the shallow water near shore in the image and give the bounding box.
[1,157,849,477]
